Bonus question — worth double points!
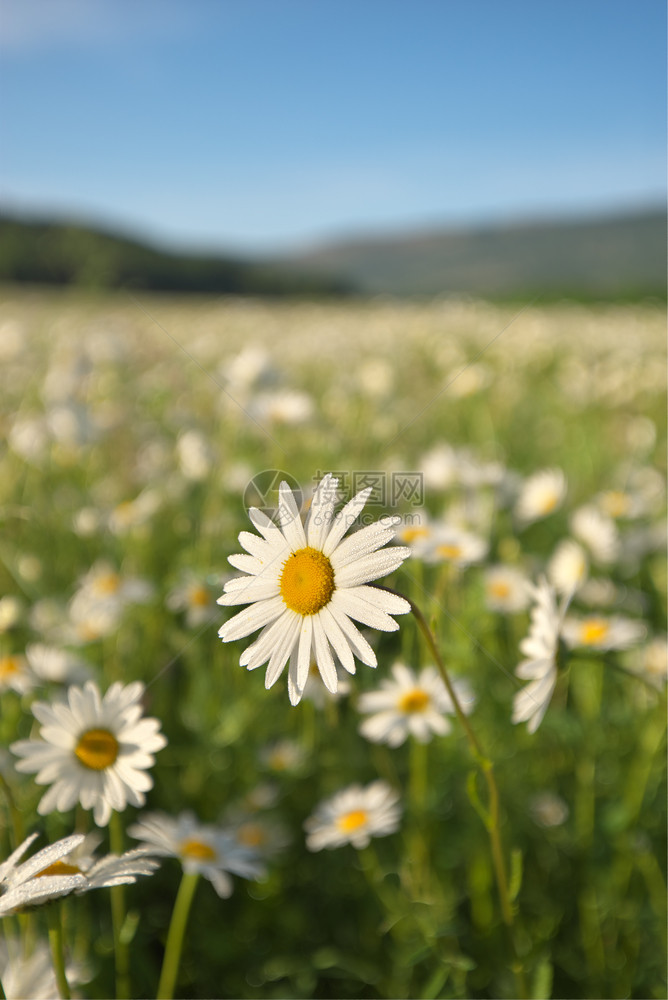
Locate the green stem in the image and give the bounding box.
[405,593,528,1000]
[109,811,130,1000]
[47,902,71,1000]
[407,738,430,895]
[157,871,200,1000]
[0,772,24,847]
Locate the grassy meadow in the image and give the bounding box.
[0,287,666,999]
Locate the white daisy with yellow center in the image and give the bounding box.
[483,565,531,613]
[304,781,401,851]
[512,577,572,734]
[0,832,158,916]
[561,613,646,651]
[11,680,167,827]
[358,661,475,747]
[0,654,30,694]
[425,524,488,567]
[218,474,411,705]
[515,468,567,526]
[128,811,265,898]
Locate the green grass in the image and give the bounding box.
[0,288,665,999]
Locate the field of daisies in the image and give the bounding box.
[0,287,665,1000]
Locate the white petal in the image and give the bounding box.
[218,576,280,606]
[334,548,410,588]
[277,482,307,550]
[218,596,286,641]
[318,605,356,675]
[296,615,314,693]
[227,552,262,575]
[249,506,286,544]
[330,589,400,632]
[264,614,302,689]
[327,605,377,667]
[240,611,296,671]
[329,517,401,569]
[306,474,339,551]
[322,488,372,557]
[312,614,337,693]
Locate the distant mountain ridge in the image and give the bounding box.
[0,206,664,299]
[281,206,666,299]
[0,214,352,297]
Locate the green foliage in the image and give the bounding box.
[0,290,665,999]
[0,215,354,297]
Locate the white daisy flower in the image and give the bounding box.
[419,443,459,491]
[512,577,571,734]
[570,504,619,564]
[596,488,644,520]
[0,654,30,694]
[357,662,475,747]
[25,643,93,686]
[0,596,23,634]
[577,577,620,608]
[108,489,162,536]
[483,565,531,613]
[515,468,567,525]
[73,560,154,607]
[304,781,401,851]
[11,680,167,827]
[177,429,215,481]
[529,792,569,828]
[626,635,668,688]
[251,389,314,426]
[218,473,411,705]
[53,831,160,889]
[0,833,87,916]
[128,812,264,898]
[0,831,158,918]
[226,814,292,860]
[300,659,352,707]
[395,515,435,559]
[166,572,218,628]
[258,739,307,774]
[561,614,646,652]
[0,935,85,1000]
[68,561,154,643]
[424,524,488,567]
[0,645,92,695]
[547,539,589,596]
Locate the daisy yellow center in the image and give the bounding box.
[236,823,266,848]
[77,622,103,641]
[489,580,511,599]
[188,585,210,607]
[93,572,121,596]
[580,619,610,645]
[398,688,431,713]
[75,728,119,770]
[336,809,368,833]
[36,861,82,878]
[0,655,21,678]
[402,526,430,543]
[279,547,335,616]
[602,491,630,517]
[436,544,462,560]
[180,838,217,862]
[538,492,558,514]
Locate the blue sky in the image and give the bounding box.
[1,0,665,252]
